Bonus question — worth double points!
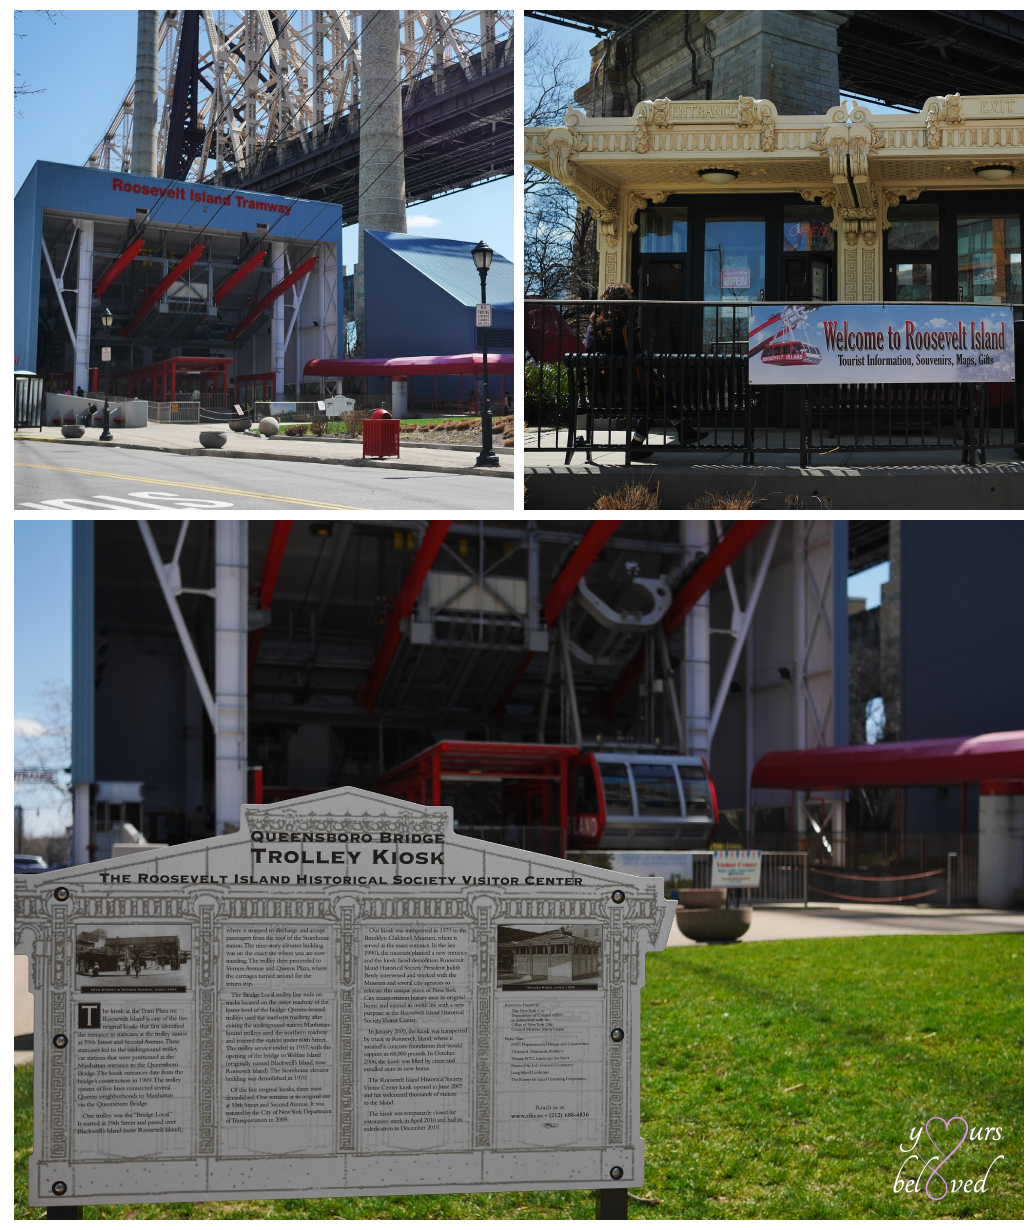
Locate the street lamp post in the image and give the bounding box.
[99,307,114,440]
[470,240,498,467]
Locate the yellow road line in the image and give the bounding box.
[14,462,363,510]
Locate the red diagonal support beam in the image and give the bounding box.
[226,255,318,343]
[664,520,771,635]
[362,522,452,713]
[214,249,267,305]
[493,520,621,719]
[599,520,772,720]
[122,244,205,337]
[94,237,145,299]
[248,521,293,688]
[543,520,621,627]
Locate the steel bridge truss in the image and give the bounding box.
[85,10,513,203]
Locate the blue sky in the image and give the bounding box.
[14,10,515,268]
[848,561,890,610]
[14,523,72,715]
[14,523,72,838]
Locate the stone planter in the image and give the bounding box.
[675,906,752,942]
[228,418,251,433]
[60,424,86,438]
[199,430,227,449]
[676,888,727,910]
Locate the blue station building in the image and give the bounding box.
[15,161,344,403]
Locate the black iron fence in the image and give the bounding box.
[526,299,1022,467]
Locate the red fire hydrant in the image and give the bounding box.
[363,408,401,459]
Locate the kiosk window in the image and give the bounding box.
[957,216,1022,304]
[599,763,633,815]
[631,763,681,813]
[887,203,939,250]
[783,206,834,252]
[896,263,933,301]
[639,208,689,254]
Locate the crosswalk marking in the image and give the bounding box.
[14,462,363,509]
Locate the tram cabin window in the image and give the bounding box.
[631,763,681,813]
[599,762,633,815]
[678,765,713,816]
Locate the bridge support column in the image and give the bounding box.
[131,10,160,176]
[356,10,407,355]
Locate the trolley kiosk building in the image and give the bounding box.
[14,161,342,400]
[498,927,603,983]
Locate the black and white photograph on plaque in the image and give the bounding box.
[496,925,603,990]
[75,924,193,992]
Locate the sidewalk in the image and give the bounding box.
[666,902,1025,948]
[17,422,515,479]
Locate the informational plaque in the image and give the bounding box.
[711,849,762,888]
[15,787,674,1209]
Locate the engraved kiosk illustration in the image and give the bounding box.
[16,786,675,1212]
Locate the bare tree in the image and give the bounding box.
[524,27,582,193]
[524,28,598,299]
[15,680,73,823]
[14,11,63,115]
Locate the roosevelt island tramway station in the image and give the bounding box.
[15,10,514,409]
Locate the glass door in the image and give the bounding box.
[885,202,940,301]
[702,217,765,353]
[782,205,835,301]
[636,207,690,352]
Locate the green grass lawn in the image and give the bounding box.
[14,932,1022,1219]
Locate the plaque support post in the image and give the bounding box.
[46,1208,82,1219]
[595,1188,629,1219]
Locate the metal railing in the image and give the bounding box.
[754,831,979,904]
[525,299,1022,467]
[685,850,808,904]
[148,401,201,423]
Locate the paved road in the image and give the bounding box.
[15,440,515,511]
[666,903,1024,947]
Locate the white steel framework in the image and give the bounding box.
[85,10,513,184]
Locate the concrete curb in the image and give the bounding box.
[230,433,515,454]
[524,462,1023,510]
[15,435,515,479]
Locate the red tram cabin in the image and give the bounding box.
[375,742,719,856]
[760,340,823,365]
